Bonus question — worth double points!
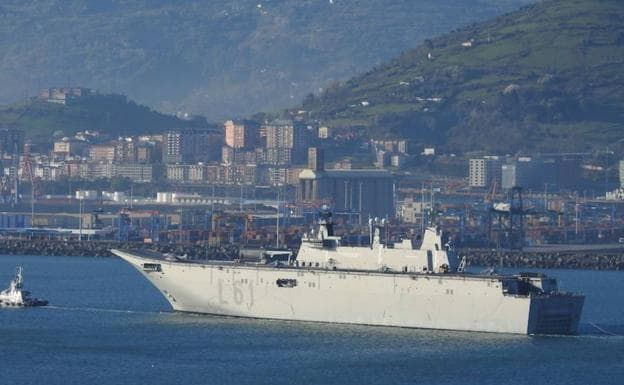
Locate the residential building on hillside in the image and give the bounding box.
[166,164,187,181]
[262,119,312,164]
[164,128,218,164]
[38,87,96,104]
[136,142,155,164]
[371,139,408,154]
[188,164,206,182]
[264,119,294,149]
[224,120,245,148]
[89,144,116,162]
[224,165,256,185]
[224,120,259,149]
[469,157,502,188]
[115,137,136,162]
[264,148,291,165]
[66,161,90,179]
[53,139,85,160]
[165,163,256,185]
[91,162,114,179]
[113,163,152,183]
[221,146,234,165]
[262,167,305,186]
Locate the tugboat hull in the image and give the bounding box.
[0,299,48,308]
[0,267,48,308]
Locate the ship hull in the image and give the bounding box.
[113,250,584,335]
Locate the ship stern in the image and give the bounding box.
[526,294,585,335]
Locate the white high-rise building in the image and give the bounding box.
[469,157,501,188]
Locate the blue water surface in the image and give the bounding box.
[0,255,623,385]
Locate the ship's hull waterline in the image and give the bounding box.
[112,250,584,335]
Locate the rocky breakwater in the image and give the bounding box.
[463,249,624,270]
[0,239,240,260]
[2,239,624,270]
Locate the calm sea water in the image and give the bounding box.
[0,255,623,385]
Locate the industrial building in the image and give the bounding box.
[501,157,583,191]
[262,119,313,165]
[298,147,395,220]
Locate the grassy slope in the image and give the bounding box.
[303,0,624,153]
[0,94,201,145]
[0,0,530,120]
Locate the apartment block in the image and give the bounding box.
[469,157,501,188]
[164,128,218,164]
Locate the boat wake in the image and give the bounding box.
[587,322,624,337]
[45,305,165,315]
[573,322,624,338]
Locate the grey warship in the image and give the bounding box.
[113,209,584,335]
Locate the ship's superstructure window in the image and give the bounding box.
[276,279,297,288]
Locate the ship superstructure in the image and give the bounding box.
[112,210,584,335]
[0,267,48,308]
[297,210,457,273]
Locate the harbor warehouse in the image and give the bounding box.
[298,168,395,219]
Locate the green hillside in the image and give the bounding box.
[0,93,205,146]
[0,0,530,120]
[301,0,624,153]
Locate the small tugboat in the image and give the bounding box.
[0,267,48,307]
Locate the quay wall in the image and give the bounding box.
[0,239,623,270]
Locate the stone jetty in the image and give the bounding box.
[0,239,239,260]
[461,249,624,271]
[0,239,623,270]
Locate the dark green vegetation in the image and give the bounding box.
[302,0,624,153]
[0,0,529,120]
[0,93,206,146]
